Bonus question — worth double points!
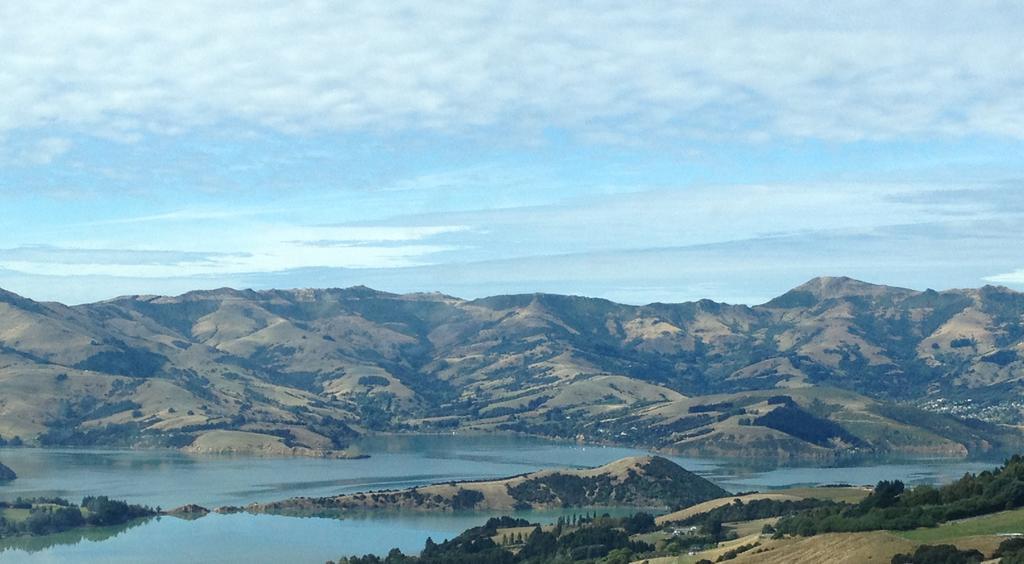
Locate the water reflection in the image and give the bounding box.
[0,518,150,554]
[0,438,1007,509]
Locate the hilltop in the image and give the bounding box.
[0,277,1022,459]
[251,455,727,514]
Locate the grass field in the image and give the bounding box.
[897,508,1024,542]
[656,486,869,526]
[776,486,871,503]
[656,493,803,524]
[646,504,1021,563]
[627,556,695,564]
[727,531,916,563]
[631,529,675,546]
[697,533,763,562]
[0,508,30,523]
[728,517,777,537]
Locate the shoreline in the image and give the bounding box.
[353,429,1008,467]
[0,430,1012,467]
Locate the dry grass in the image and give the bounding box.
[728,531,915,563]
[656,493,802,525]
[181,429,351,458]
[696,533,764,562]
[776,486,871,503]
[492,525,548,546]
[728,517,778,537]
[185,430,287,453]
[629,557,694,564]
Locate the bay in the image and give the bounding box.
[0,435,1003,563]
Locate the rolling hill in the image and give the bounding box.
[251,455,728,514]
[0,277,1022,459]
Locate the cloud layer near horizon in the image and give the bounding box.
[2,181,1022,305]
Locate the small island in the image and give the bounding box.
[182,429,367,459]
[250,456,727,515]
[0,462,15,482]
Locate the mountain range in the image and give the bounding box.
[1,276,1022,460]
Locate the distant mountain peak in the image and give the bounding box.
[792,276,914,300]
[979,284,1017,295]
[153,287,260,303]
[759,276,916,309]
[337,285,396,298]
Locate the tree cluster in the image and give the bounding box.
[777,455,1024,536]
[0,496,156,539]
[331,513,655,564]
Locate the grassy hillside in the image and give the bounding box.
[897,507,1024,542]
[253,455,727,515]
[1,277,1022,457]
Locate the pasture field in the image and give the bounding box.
[897,507,1024,542]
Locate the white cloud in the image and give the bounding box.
[1,136,74,165]
[985,270,1024,285]
[24,137,73,165]
[5,178,1023,303]
[0,224,468,279]
[1,1,1023,142]
[0,245,241,265]
[279,225,470,244]
[349,182,1016,264]
[86,208,277,225]
[0,245,452,277]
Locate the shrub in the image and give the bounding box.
[890,544,983,564]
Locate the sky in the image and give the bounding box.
[1,1,1023,305]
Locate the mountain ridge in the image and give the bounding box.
[1,277,1022,460]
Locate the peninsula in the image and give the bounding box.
[251,456,727,515]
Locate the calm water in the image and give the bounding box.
[0,435,1003,563]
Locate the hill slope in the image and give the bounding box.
[0,277,1022,458]
[252,455,728,514]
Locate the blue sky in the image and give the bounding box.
[1,1,1023,305]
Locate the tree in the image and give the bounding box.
[519,530,557,559]
[891,544,983,564]
[864,480,905,510]
[603,547,634,564]
[623,512,656,534]
[422,537,438,558]
[703,518,724,540]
